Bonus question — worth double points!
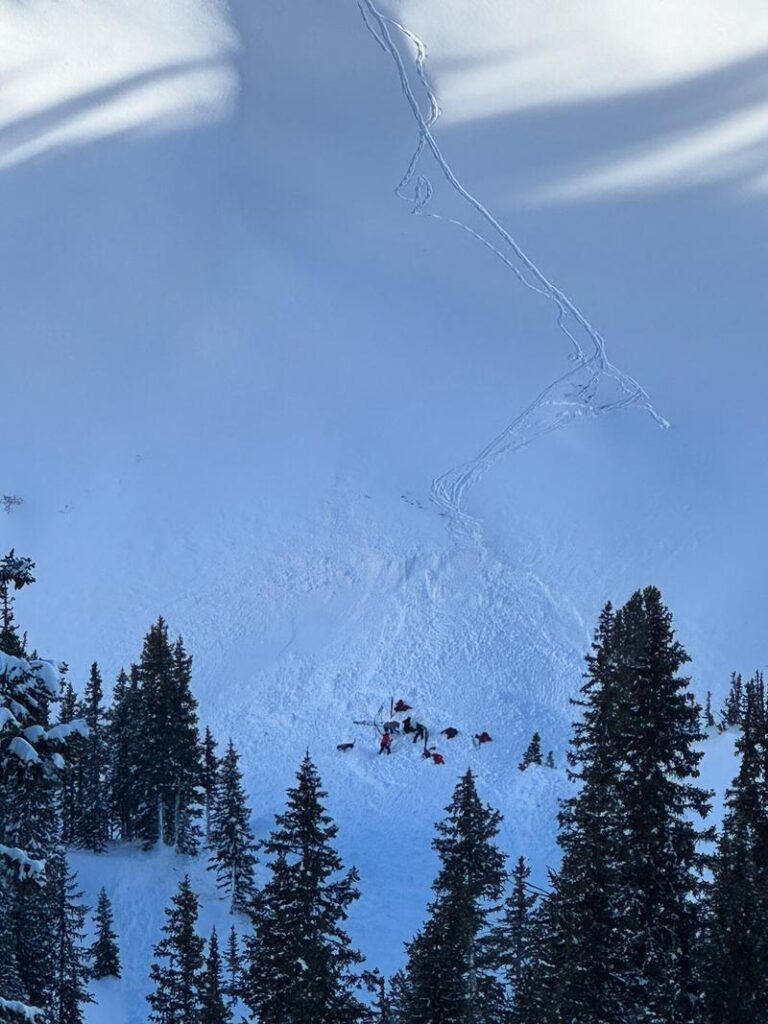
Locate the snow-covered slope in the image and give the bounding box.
[3,1,768,1020]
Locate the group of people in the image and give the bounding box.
[375,699,492,766]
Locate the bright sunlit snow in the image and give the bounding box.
[2,1,767,1021]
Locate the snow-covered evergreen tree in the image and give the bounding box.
[208,740,257,913]
[90,888,121,980]
[243,754,365,1024]
[0,552,84,1022]
[398,770,507,1024]
[147,876,205,1024]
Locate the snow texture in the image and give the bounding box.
[1,1,767,1021]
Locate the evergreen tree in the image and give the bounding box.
[703,691,715,730]
[106,667,142,842]
[536,589,712,1024]
[494,857,538,1022]
[545,751,555,769]
[201,728,219,845]
[90,888,121,980]
[200,928,230,1024]
[704,673,768,1022]
[75,663,109,852]
[397,770,507,1024]
[222,928,242,1008]
[46,850,93,1024]
[59,679,83,847]
[719,672,744,730]
[133,622,203,852]
[0,553,83,1021]
[518,733,542,771]
[0,549,32,657]
[208,740,257,913]
[147,876,205,1024]
[243,754,365,1024]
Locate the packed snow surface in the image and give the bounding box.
[2,1,768,1021]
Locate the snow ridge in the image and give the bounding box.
[358,1,669,528]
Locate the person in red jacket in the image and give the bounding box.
[432,752,445,765]
[379,732,392,756]
[474,731,492,745]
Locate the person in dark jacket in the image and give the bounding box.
[379,732,392,755]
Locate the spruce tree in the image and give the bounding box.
[222,927,242,1008]
[704,674,768,1022]
[495,857,538,1022]
[59,679,83,847]
[0,549,32,658]
[90,888,121,980]
[518,733,542,771]
[106,667,142,842]
[536,589,712,1024]
[243,754,365,1024]
[201,727,219,844]
[200,928,231,1024]
[208,740,257,913]
[719,672,744,730]
[133,622,203,852]
[47,850,93,1024]
[147,876,205,1024]
[76,663,109,852]
[0,553,84,1021]
[398,770,507,1024]
[544,751,555,769]
[703,691,715,729]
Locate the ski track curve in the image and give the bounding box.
[357,0,670,530]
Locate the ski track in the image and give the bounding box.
[357,0,670,530]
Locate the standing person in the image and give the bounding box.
[379,732,392,756]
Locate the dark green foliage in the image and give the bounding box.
[518,733,542,771]
[703,691,715,729]
[243,754,365,1024]
[222,928,242,1008]
[719,673,744,731]
[75,664,110,852]
[147,876,205,1024]
[397,770,507,1024]
[495,857,538,1023]
[106,667,142,842]
[201,728,219,844]
[208,740,257,913]
[704,673,768,1022]
[545,751,555,769]
[132,622,203,852]
[534,589,712,1024]
[200,928,231,1024]
[47,851,93,1024]
[90,888,121,979]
